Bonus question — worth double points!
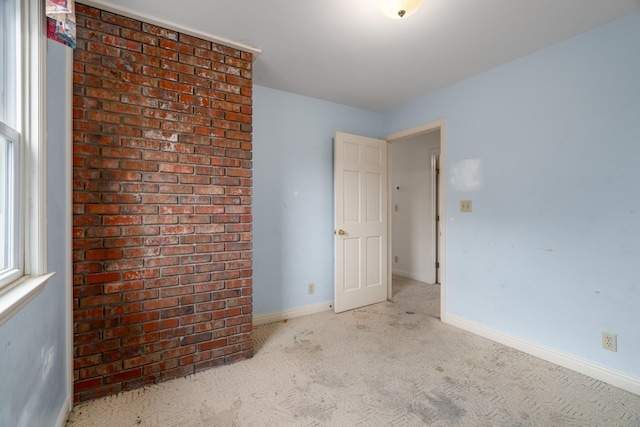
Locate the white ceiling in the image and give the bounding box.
[90,0,640,111]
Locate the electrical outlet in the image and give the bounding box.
[460,200,472,212]
[307,283,314,294]
[602,332,617,352]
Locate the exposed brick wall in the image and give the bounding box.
[72,3,253,402]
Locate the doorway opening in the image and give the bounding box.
[386,120,445,320]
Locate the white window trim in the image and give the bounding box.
[0,121,22,286]
[0,0,54,326]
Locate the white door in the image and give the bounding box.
[334,132,388,313]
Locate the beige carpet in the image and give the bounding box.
[67,277,640,426]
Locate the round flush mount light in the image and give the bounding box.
[379,0,423,19]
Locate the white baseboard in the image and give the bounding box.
[253,301,333,326]
[443,314,640,396]
[55,396,72,427]
[392,269,430,283]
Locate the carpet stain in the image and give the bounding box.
[427,392,466,420]
[408,401,438,424]
[286,332,323,353]
[389,321,419,330]
[294,398,336,422]
[352,310,369,320]
[311,372,345,389]
[66,277,640,427]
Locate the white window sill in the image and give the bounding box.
[0,272,55,327]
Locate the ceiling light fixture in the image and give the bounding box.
[379,0,423,19]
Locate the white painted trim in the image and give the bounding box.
[0,272,55,326]
[438,121,447,320]
[0,0,54,326]
[253,301,333,326]
[384,119,445,142]
[54,396,72,427]
[81,0,262,58]
[445,314,640,396]
[385,118,447,319]
[23,0,47,276]
[63,46,74,415]
[386,141,393,300]
[428,147,439,284]
[392,269,430,284]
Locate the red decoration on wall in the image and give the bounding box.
[46,0,76,48]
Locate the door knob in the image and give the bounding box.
[337,229,346,236]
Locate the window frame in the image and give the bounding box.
[0,0,54,326]
[0,121,22,287]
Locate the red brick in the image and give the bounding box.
[121,225,160,236]
[104,368,143,384]
[142,23,178,40]
[79,294,121,308]
[144,277,179,289]
[74,377,103,393]
[143,318,179,332]
[85,272,120,285]
[85,249,123,260]
[122,289,159,302]
[121,312,159,325]
[73,307,104,321]
[161,345,196,361]
[198,338,228,352]
[74,6,253,403]
[74,354,103,370]
[143,359,180,376]
[103,325,143,340]
[103,259,144,271]
[144,236,180,246]
[122,332,160,348]
[170,274,201,289]
[123,353,162,369]
[160,285,193,298]
[193,320,225,333]
[160,265,194,277]
[104,302,143,316]
[104,281,144,294]
[143,298,179,311]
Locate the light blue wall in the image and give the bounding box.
[253,86,381,314]
[0,40,71,426]
[383,12,640,378]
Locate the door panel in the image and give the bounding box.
[366,236,381,286]
[334,131,388,313]
[366,172,381,221]
[343,238,361,290]
[343,170,360,222]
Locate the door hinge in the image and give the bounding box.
[436,262,440,268]
[436,215,440,222]
[436,168,440,175]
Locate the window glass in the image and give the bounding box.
[0,0,20,287]
[1,0,18,128]
[0,0,4,123]
[0,135,8,270]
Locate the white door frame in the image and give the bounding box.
[384,119,447,321]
